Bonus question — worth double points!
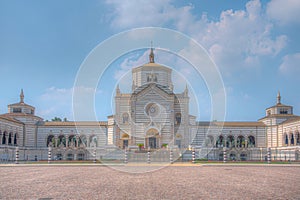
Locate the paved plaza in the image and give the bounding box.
[0,164,299,199]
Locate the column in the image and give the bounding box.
[5,133,8,145]
[65,135,69,147]
[87,136,90,147]
[245,137,248,148]
[234,136,237,148]
[55,135,58,147]
[293,133,297,145]
[76,135,79,148]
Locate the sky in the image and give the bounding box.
[0,0,299,122]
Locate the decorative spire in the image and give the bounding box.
[20,89,24,103]
[149,41,155,63]
[277,91,281,104]
[184,84,188,97]
[116,84,121,96]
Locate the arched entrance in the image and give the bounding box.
[121,133,129,149]
[145,128,159,149]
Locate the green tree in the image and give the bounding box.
[51,117,62,122]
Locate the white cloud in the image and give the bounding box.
[36,87,73,120]
[114,51,148,80]
[105,0,287,75]
[279,52,300,75]
[36,87,102,121]
[267,0,300,25]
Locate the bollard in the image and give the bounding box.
[170,148,173,164]
[223,147,227,163]
[192,148,195,164]
[15,147,19,164]
[267,147,271,164]
[93,148,97,163]
[124,148,128,164]
[48,147,51,164]
[147,149,151,164]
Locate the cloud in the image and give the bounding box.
[197,0,287,71]
[114,51,148,80]
[105,0,287,75]
[279,52,300,75]
[36,87,102,121]
[36,87,73,120]
[267,0,300,25]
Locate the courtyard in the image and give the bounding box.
[0,164,299,199]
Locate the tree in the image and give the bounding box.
[51,117,62,122]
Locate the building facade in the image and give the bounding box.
[0,50,299,161]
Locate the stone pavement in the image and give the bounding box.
[0,164,299,199]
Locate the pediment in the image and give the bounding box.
[132,84,173,101]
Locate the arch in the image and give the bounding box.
[229,152,236,161]
[47,135,55,147]
[237,135,245,148]
[284,133,288,146]
[290,133,294,145]
[2,131,7,145]
[175,113,181,125]
[121,133,129,149]
[146,128,159,149]
[122,113,129,124]
[55,153,63,160]
[216,135,225,148]
[66,153,74,160]
[296,132,300,145]
[205,135,214,147]
[248,135,255,148]
[8,132,12,145]
[121,133,129,139]
[77,152,85,160]
[78,135,87,147]
[68,135,76,147]
[13,133,18,145]
[89,135,98,147]
[226,135,234,148]
[218,153,223,161]
[58,135,66,147]
[240,152,247,161]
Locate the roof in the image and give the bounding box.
[266,103,292,110]
[0,113,42,121]
[279,116,300,125]
[258,114,297,121]
[132,83,173,95]
[8,102,35,109]
[132,62,172,72]
[42,121,107,126]
[196,121,265,127]
[0,115,24,124]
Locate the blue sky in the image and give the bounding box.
[0,0,299,121]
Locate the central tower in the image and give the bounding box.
[113,48,190,150]
[131,48,173,91]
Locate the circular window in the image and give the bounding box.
[145,103,160,117]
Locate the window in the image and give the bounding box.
[13,108,21,113]
[146,73,158,82]
[175,113,181,125]
[122,113,129,124]
[280,108,288,114]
